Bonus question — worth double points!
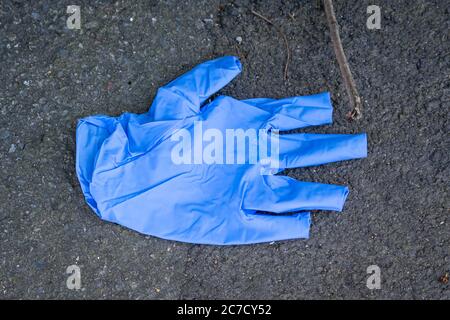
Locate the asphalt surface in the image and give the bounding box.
[0,0,448,299]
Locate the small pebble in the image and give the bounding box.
[8,144,16,153]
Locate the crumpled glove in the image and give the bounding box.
[76,56,367,245]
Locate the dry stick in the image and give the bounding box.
[251,9,290,81]
[323,0,362,120]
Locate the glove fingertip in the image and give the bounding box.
[336,186,350,212]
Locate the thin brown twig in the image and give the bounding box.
[251,9,290,81]
[323,0,362,120]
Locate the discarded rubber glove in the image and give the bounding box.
[76,56,367,245]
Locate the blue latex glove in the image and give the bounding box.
[76,56,367,245]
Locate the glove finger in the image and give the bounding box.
[243,92,333,131]
[277,133,367,169]
[243,175,349,213]
[149,56,242,121]
[235,211,311,243]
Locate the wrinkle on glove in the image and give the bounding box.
[76,56,367,245]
